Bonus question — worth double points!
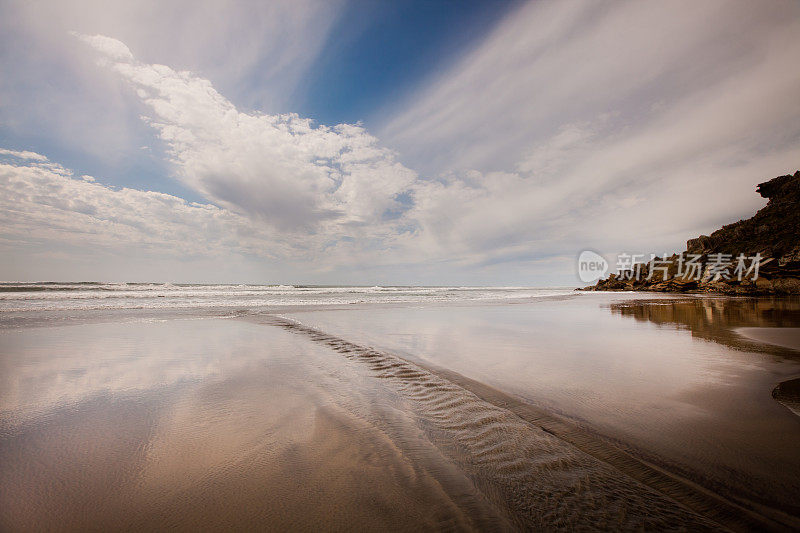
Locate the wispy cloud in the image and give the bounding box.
[3,1,800,284]
[380,0,800,268]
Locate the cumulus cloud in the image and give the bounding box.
[0,149,49,162]
[77,33,418,239]
[0,149,291,259]
[0,0,342,181]
[72,32,133,61]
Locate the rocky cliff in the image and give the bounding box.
[584,170,800,294]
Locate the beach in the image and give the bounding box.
[5,1,800,530]
[1,286,799,530]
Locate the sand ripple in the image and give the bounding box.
[265,315,796,531]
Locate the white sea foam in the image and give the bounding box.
[0,283,574,312]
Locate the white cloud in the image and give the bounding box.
[72,32,133,61]
[0,149,291,259]
[381,0,800,268]
[0,149,49,162]
[4,1,800,284]
[78,33,418,239]
[0,0,343,175]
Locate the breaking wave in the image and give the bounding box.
[0,283,574,312]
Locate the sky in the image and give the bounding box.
[1,0,799,285]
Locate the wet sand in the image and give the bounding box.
[737,327,800,351]
[289,295,800,527]
[0,320,508,531]
[2,295,800,530]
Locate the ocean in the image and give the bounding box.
[0,283,573,313]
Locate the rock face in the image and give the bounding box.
[584,170,800,294]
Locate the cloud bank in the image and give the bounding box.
[2,0,800,284]
[0,149,288,259]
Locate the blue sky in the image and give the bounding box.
[1,0,799,284]
[294,0,522,126]
[0,0,520,201]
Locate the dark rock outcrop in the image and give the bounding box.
[583,170,800,294]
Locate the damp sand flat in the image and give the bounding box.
[288,295,800,525]
[1,315,724,531]
[0,319,511,531]
[737,327,800,351]
[1,297,799,530]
